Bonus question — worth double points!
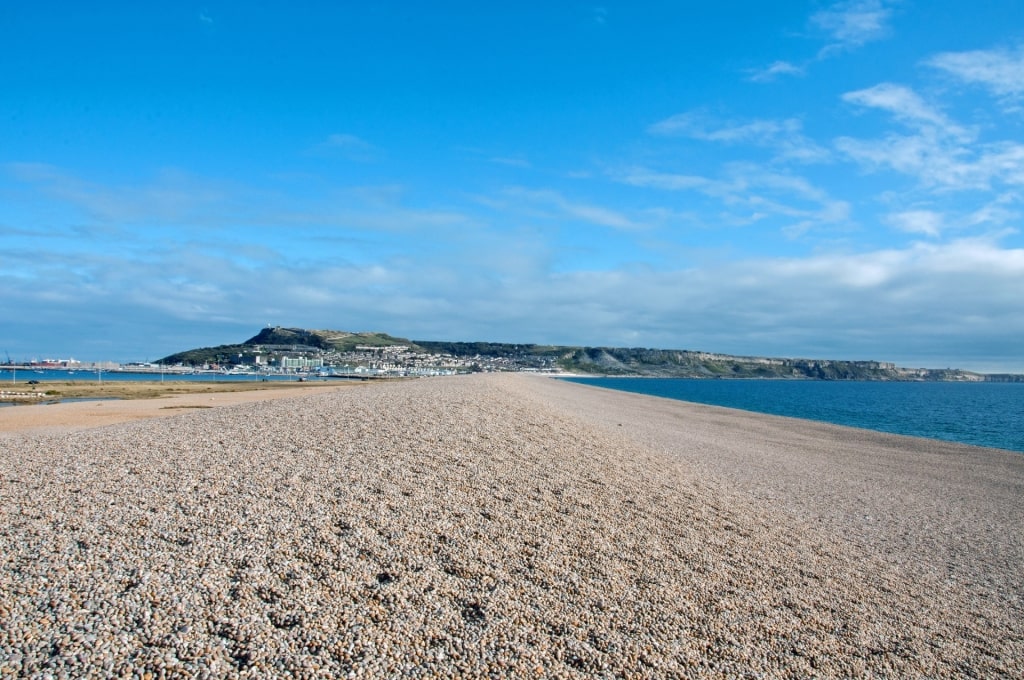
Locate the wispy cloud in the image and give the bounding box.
[313,133,379,161]
[8,223,1021,369]
[3,162,479,244]
[927,46,1024,103]
[747,60,805,83]
[617,168,720,193]
[490,156,532,168]
[501,187,640,231]
[842,83,969,138]
[650,113,790,141]
[836,83,1024,190]
[884,201,1022,239]
[965,194,1020,228]
[5,162,231,224]
[749,0,897,82]
[648,112,831,164]
[886,209,944,238]
[837,134,1024,191]
[812,0,896,57]
[617,164,849,237]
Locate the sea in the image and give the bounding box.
[0,368,327,409]
[5,369,1022,453]
[563,377,1024,454]
[2,368,315,385]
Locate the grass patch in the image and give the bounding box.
[20,380,340,401]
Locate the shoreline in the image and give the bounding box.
[0,381,356,436]
[2,373,1021,675]
[557,373,1024,454]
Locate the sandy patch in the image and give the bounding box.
[0,383,357,435]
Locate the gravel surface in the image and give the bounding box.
[0,383,347,437]
[1,373,1022,678]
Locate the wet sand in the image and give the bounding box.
[1,373,1021,677]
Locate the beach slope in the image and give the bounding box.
[1,373,1021,677]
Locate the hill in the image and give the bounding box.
[158,327,418,366]
[413,341,974,380]
[244,327,420,353]
[157,328,1016,381]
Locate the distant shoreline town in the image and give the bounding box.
[6,326,1021,382]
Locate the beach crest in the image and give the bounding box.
[1,373,1021,676]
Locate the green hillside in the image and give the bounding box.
[158,327,417,366]
[158,327,1004,381]
[244,327,420,352]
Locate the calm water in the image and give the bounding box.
[2,368,320,384]
[564,378,1024,453]
[0,368,326,408]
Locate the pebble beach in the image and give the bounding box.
[1,373,1022,678]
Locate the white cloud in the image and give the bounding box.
[617,167,721,193]
[501,187,640,231]
[5,205,1023,370]
[5,163,230,224]
[747,60,805,83]
[648,112,830,164]
[842,83,969,139]
[812,0,895,56]
[927,46,1024,100]
[836,83,1024,191]
[965,195,1020,228]
[886,210,944,237]
[880,199,1019,241]
[736,166,834,203]
[423,236,1024,368]
[617,165,848,237]
[4,163,482,240]
[750,1,895,83]
[650,114,797,143]
[836,129,1024,191]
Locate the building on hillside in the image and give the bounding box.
[279,355,324,370]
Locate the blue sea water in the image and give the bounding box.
[564,378,1024,453]
[2,368,319,384]
[0,368,327,408]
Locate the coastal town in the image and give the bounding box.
[146,341,556,378]
[5,325,1022,382]
[2,341,557,379]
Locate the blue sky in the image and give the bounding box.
[2,2,1023,371]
